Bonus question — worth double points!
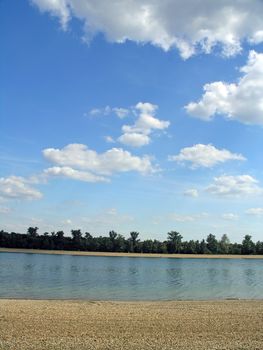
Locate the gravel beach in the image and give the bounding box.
[0,299,262,350]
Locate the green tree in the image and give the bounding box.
[184,240,197,254]
[255,241,263,254]
[142,239,154,253]
[109,230,118,251]
[242,235,255,254]
[84,232,94,251]
[56,231,64,239]
[85,232,92,239]
[129,231,140,252]
[206,234,218,254]
[219,234,230,254]
[71,229,83,250]
[27,227,39,238]
[115,234,127,252]
[71,229,82,240]
[167,231,182,253]
[198,239,207,254]
[55,230,65,250]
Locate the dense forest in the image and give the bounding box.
[0,228,262,255]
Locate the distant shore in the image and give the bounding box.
[0,247,263,259]
[0,299,262,350]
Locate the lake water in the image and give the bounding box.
[0,252,263,300]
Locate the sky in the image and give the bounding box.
[1,0,263,242]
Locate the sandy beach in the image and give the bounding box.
[0,247,263,259]
[0,299,262,350]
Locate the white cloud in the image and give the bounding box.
[62,219,72,225]
[183,189,198,198]
[118,133,150,147]
[31,0,70,30]
[170,212,207,222]
[44,166,108,183]
[43,143,156,179]
[221,213,238,220]
[89,102,169,147]
[185,51,263,124]
[206,175,263,197]
[31,0,263,58]
[0,176,43,200]
[123,102,169,135]
[89,106,111,116]
[104,136,115,143]
[169,144,245,168]
[119,102,169,147]
[245,207,263,216]
[170,214,196,222]
[112,108,129,118]
[89,106,129,118]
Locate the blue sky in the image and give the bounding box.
[1,0,263,241]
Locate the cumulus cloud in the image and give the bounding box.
[31,0,70,29]
[123,103,169,134]
[43,143,156,180]
[0,176,43,200]
[118,133,150,147]
[118,102,169,147]
[206,175,263,197]
[245,207,263,216]
[89,102,169,147]
[31,0,263,58]
[185,51,263,124]
[183,189,198,197]
[169,144,245,168]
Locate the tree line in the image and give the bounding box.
[0,228,262,255]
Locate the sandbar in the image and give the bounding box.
[0,247,263,259]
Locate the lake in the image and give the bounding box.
[0,252,262,300]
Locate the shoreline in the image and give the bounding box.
[0,299,262,349]
[0,247,263,259]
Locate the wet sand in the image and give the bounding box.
[0,299,262,350]
[0,247,263,259]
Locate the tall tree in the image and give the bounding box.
[206,234,218,254]
[129,231,140,252]
[56,231,64,239]
[71,229,83,250]
[219,234,230,254]
[71,229,82,241]
[109,230,118,251]
[167,231,182,253]
[27,227,39,238]
[242,235,255,254]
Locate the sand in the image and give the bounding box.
[0,299,262,350]
[0,247,263,259]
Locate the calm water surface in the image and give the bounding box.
[0,252,262,300]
